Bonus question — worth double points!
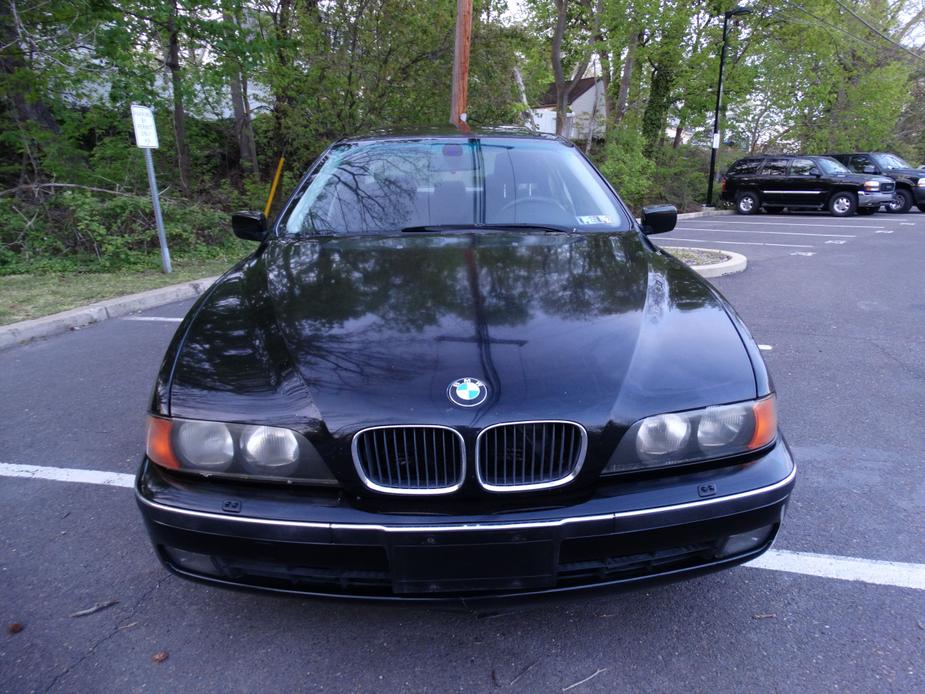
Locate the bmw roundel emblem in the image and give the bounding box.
[447,377,488,408]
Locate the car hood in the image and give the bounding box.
[167,233,758,439]
[882,167,922,180]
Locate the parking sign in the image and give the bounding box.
[130,104,159,149]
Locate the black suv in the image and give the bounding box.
[828,152,925,213]
[721,154,894,216]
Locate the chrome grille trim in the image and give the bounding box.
[475,421,588,493]
[352,425,466,495]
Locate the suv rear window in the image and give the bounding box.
[728,159,762,175]
[760,159,790,176]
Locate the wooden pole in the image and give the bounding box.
[450,0,473,131]
[263,156,285,218]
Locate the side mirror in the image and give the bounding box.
[862,165,877,174]
[640,204,677,235]
[810,168,822,177]
[231,211,267,241]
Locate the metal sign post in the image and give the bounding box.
[131,104,172,273]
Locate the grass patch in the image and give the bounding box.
[661,246,730,266]
[0,256,241,325]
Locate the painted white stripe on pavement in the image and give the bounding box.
[123,316,183,322]
[746,549,925,591]
[0,462,135,488]
[659,237,814,248]
[758,344,773,351]
[682,220,883,229]
[676,227,855,238]
[1,462,923,591]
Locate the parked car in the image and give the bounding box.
[137,128,794,601]
[721,154,894,216]
[827,152,925,213]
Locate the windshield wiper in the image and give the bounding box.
[400,223,577,234]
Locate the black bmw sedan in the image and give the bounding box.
[137,128,795,600]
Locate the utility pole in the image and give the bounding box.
[706,5,752,207]
[450,0,473,130]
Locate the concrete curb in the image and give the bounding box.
[661,247,747,278]
[676,208,733,220]
[0,276,218,351]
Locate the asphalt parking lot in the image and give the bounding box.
[2,210,923,693]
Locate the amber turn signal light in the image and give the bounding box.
[146,416,181,469]
[748,395,777,450]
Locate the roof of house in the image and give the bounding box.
[535,77,600,109]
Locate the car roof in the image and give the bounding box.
[337,125,567,144]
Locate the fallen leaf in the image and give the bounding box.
[70,600,119,618]
[753,613,776,620]
[8,623,23,634]
[152,651,169,663]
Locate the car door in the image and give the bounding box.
[785,158,827,208]
[757,158,790,206]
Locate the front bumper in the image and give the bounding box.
[136,442,795,601]
[857,191,894,208]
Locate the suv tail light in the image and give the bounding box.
[720,176,727,193]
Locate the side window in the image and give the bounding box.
[729,159,761,175]
[789,159,817,176]
[848,155,871,173]
[760,159,789,176]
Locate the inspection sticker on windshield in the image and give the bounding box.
[577,215,612,225]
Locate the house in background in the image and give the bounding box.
[531,77,606,141]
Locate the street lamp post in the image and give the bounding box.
[706,5,752,207]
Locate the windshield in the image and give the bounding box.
[282,138,629,235]
[816,157,850,174]
[873,153,911,170]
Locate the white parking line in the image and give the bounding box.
[123,316,183,323]
[0,462,134,488]
[687,220,883,229]
[758,344,773,351]
[660,237,814,248]
[746,549,925,591]
[676,227,855,238]
[2,462,923,591]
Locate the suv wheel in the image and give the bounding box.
[829,192,856,217]
[735,191,760,215]
[886,189,913,214]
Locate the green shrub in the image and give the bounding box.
[0,190,247,275]
[596,125,655,212]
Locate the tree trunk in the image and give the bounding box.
[551,0,569,136]
[641,63,673,157]
[0,3,59,134]
[551,0,592,137]
[512,66,537,130]
[222,6,259,177]
[271,0,293,148]
[614,30,639,126]
[166,1,191,194]
[593,0,613,125]
[672,117,685,149]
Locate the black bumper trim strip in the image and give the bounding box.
[136,465,795,533]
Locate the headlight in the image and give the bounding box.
[917,178,925,188]
[146,416,338,485]
[602,395,777,474]
[863,180,880,191]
